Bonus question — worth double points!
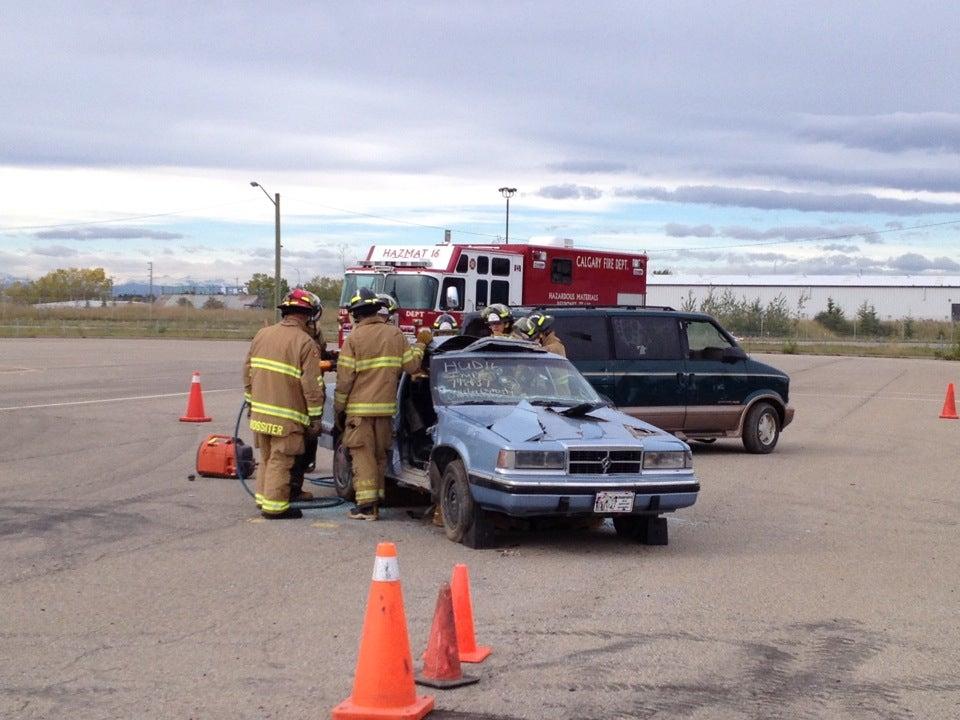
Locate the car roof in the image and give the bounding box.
[432,335,549,357]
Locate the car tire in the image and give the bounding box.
[440,460,493,548]
[742,401,780,454]
[332,442,355,500]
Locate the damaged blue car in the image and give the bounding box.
[322,336,699,548]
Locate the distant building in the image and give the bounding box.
[647,275,960,321]
[155,293,261,310]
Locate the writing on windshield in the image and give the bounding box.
[433,356,599,406]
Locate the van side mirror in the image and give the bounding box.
[445,285,460,310]
[721,346,747,363]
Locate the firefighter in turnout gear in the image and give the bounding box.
[483,303,513,336]
[288,299,338,502]
[529,311,566,356]
[335,287,432,520]
[243,288,325,519]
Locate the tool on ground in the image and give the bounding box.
[940,382,958,419]
[195,434,254,478]
[450,563,492,663]
[416,581,479,689]
[332,542,434,720]
[179,370,212,422]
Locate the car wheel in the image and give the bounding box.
[440,460,493,548]
[613,515,648,539]
[742,401,780,454]
[332,442,355,500]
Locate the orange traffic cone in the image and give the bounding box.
[179,371,211,423]
[450,564,492,664]
[332,543,434,720]
[940,383,959,419]
[416,582,479,689]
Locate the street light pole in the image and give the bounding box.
[250,181,282,320]
[498,187,517,243]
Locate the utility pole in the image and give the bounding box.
[250,181,282,320]
[148,261,153,301]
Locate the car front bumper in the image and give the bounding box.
[468,473,699,517]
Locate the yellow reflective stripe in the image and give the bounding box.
[353,356,402,371]
[338,355,356,369]
[345,401,397,415]
[250,357,302,378]
[254,493,265,506]
[307,405,323,416]
[261,498,290,513]
[250,401,309,425]
[334,391,348,403]
[243,392,252,401]
[402,347,422,363]
[355,489,379,504]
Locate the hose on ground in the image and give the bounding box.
[233,400,344,510]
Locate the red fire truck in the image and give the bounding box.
[337,239,648,342]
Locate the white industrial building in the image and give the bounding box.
[646,275,960,321]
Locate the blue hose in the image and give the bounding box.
[234,400,344,510]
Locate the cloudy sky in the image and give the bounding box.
[2,1,960,285]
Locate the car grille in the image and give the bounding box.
[568,449,643,475]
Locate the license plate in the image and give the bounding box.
[593,491,635,513]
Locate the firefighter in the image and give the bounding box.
[289,301,338,502]
[528,311,566,356]
[335,287,432,520]
[376,293,400,325]
[432,313,459,336]
[511,316,534,340]
[243,288,325,520]
[483,303,514,336]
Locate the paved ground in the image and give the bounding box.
[1,338,958,719]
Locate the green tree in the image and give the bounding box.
[303,275,344,303]
[763,294,794,336]
[5,267,113,304]
[856,301,886,337]
[814,297,851,335]
[176,297,194,308]
[203,297,225,310]
[245,273,290,307]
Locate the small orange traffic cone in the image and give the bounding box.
[940,383,959,419]
[450,564,492,664]
[416,582,479,689]
[179,371,211,423]
[332,543,434,720]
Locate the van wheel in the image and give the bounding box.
[332,443,355,500]
[742,402,780,454]
[440,460,493,548]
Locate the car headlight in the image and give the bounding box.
[497,450,566,470]
[642,450,693,470]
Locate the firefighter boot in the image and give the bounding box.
[348,504,379,521]
[261,508,304,520]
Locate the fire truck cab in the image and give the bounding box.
[338,239,647,343]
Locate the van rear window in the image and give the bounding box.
[552,315,609,361]
[612,317,682,360]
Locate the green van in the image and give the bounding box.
[462,307,794,453]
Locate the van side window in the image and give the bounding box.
[440,277,465,310]
[611,317,682,360]
[551,258,573,284]
[476,256,489,274]
[475,279,488,307]
[552,315,610,361]
[685,320,732,359]
[456,254,469,273]
[491,257,511,276]
[490,280,509,304]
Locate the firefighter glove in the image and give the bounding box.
[308,418,324,436]
[416,328,433,345]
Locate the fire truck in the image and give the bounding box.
[337,239,648,343]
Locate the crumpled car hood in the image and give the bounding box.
[447,401,662,443]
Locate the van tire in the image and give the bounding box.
[742,401,780,454]
[440,460,493,548]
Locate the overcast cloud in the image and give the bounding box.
[2,2,960,281]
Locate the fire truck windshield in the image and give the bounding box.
[382,274,438,310]
[339,273,384,307]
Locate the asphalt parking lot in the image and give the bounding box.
[2,338,959,719]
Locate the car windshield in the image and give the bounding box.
[432,355,602,407]
[339,273,384,307]
[382,274,439,309]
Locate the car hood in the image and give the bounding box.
[445,401,666,444]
